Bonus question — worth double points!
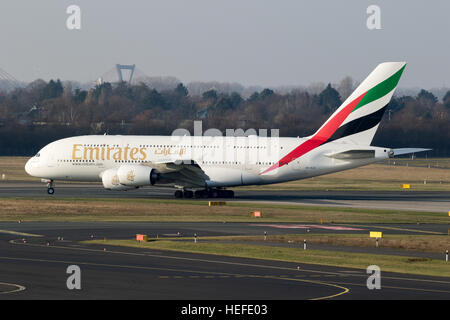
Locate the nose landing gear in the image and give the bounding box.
[45,179,55,195]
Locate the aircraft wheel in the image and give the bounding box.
[225,190,234,198]
[217,190,226,198]
[174,190,183,198]
[47,187,55,195]
[184,190,193,198]
[194,190,205,198]
[209,189,219,198]
[201,190,209,198]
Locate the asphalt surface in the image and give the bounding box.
[1,181,450,213]
[0,182,449,300]
[0,221,449,300]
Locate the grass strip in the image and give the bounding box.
[181,234,450,254]
[1,197,449,223]
[83,239,450,278]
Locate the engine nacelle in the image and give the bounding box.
[101,169,136,191]
[117,164,159,186]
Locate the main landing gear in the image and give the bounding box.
[174,189,234,199]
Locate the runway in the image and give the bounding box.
[0,221,449,300]
[1,182,449,300]
[1,181,450,213]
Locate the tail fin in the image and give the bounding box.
[259,62,406,175]
[315,62,406,145]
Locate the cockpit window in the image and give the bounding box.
[35,153,40,157]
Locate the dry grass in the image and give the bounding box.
[0,198,212,221]
[200,234,450,254]
[0,157,30,181]
[0,197,448,223]
[85,239,450,277]
[385,158,450,169]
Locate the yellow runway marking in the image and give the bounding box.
[9,238,449,299]
[0,254,350,300]
[153,273,349,299]
[0,229,43,237]
[151,273,450,295]
[0,282,26,295]
[5,240,352,300]
[325,280,450,295]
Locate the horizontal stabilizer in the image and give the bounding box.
[391,148,431,157]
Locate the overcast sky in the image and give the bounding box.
[0,0,449,88]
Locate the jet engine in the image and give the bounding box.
[116,164,159,186]
[101,169,136,190]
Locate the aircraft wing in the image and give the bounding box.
[143,160,209,188]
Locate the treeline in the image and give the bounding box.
[0,79,449,156]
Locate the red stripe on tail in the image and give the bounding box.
[260,91,367,175]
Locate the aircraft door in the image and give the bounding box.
[46,144,58,168]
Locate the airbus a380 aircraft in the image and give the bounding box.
[25,62,428,198]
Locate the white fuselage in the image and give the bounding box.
[25,134,391,189]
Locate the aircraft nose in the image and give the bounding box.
[25,158,34,176]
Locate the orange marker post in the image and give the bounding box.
[252,211,262,218]
[136,234,148,242]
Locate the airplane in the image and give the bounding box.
[25,62,429,198]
